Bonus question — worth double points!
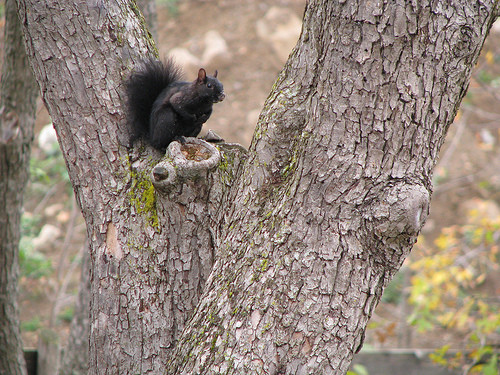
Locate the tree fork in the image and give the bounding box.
[15,0,499,374]
[90,138,246,373]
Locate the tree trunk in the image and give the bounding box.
[0,1,39,375]
[169,2,498,372]
[15,0,498,374]
[58,1,157,373]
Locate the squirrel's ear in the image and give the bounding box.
[214,70,218,78]
[197,68,207,83]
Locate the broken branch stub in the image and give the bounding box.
[151,138,221,192]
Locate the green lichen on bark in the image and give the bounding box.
[126,1,158,54]
[216,144,248,186]
[127,167,159,230]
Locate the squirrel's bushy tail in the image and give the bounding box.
[125,58,183,143]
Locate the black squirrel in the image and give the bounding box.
[125,58,225,150]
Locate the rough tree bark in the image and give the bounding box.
[0,0,38,374]
[15,0,498,374]
[57,2,157,374]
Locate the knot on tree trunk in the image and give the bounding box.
[368,181,430,239]
[0,107,20,143]
[151,138,221,192]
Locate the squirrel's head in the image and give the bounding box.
[196,68,225,103]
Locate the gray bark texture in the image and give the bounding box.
[58,1,157,373]
[0,0,38,374]
[15,0,498,374]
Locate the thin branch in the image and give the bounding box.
[49,194,80,327]
[439,112,468,169]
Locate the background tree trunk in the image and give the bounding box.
[0,0,39,374]
[57,244,91,375]
[15,0,498,374]
[0,0,38,375]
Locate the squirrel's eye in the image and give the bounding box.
[207,83,212,88]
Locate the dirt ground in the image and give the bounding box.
[19,0,500,353]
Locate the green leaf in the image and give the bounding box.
[351,364,369,375]
[482,354,498,375]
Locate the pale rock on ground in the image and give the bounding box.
[32,224,62,252]
[256,7,302,63]
[169,30,230,76]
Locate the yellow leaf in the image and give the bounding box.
[434,232,456,251]
[485,50,494,65]
[437,311,455,327]
[432,270,448,285]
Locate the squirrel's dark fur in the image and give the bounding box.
[126,58,225,150]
